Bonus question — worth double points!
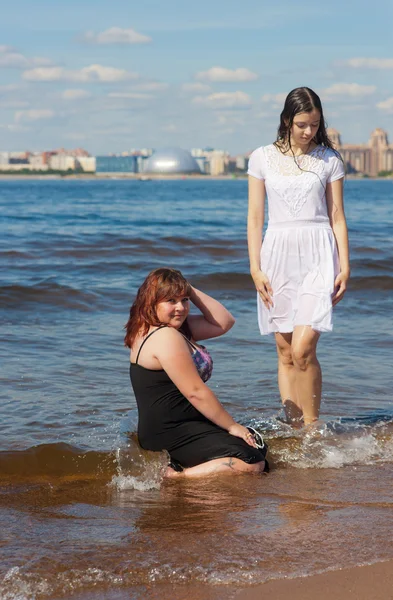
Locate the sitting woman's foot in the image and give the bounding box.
[164,465,183,478]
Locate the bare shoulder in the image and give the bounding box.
[152,326,189,351]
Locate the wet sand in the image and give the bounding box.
[236,560,393,600]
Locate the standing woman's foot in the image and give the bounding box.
[283,399,304,428]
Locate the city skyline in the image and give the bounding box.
[1,0,393,155]
[2,124,393,157]
[2,125,393,177]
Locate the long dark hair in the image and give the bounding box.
[124,267,192,348]
[275,87,334,152]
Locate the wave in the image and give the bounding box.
[350,275,393,291]
[192,272,393,292]
[0,281,101,310]
[1,414,392,483]
[191,271,254,290]
[249,411,393,470]
[0,443,115,479]
[1,274,392,316]
[0,438,168,488]
[12,236,244,260]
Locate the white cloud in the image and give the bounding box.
[82,65,133,82]
[15,109,55,123]
[0,83,23,93]
[0,123,30,132]
[337,58,393,69]
[108,92,153,99]
[132,81,168,91]
[83,27,151,45]
[22,67,63,81]
[64,132,88,141]
[0,99,29,109]
[195,67,258,82]
[215,113,245,127]
[61,89,91,100]
[323,83,376,97]
[261,92,287,106]
[182,82,211,93]
[23,64,139,83]
[261,92,287,102]
[377,97,393,113]
[0,46,51,69]
[161,123,178,132]
[192,91,252,109]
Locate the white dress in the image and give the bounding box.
[248,144,345,335]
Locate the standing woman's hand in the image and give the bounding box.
[251,270,273,308]
[332,270,350,306]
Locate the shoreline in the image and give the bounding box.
[0,173,392,181]
[235,559,393,600]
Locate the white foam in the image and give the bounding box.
[110,474,161,491]
[295,432,389,469]
[109,444,168,491]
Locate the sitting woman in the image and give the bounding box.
[124,267,267,478]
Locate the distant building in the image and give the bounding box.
[0,147,95,172]
[49,154,76,171]
[191,148,209,174]
[0,151,47,171]
[191,148,229,175]
[327,127,393,176]
[76,156,96,172]
[208,150,229,176]
[235,155,247,171]
[29,153,48,170]
[96,155,137,174]
[144,148,201,175]
[227,155,247,173]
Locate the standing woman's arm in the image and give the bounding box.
[326,177,350,305]
[248,175,273,308]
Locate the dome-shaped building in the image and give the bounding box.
[143,147,201,175]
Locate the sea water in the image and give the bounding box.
[1,178,392,599]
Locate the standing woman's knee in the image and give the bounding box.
[276,343,293,366]
[292,344,314,371]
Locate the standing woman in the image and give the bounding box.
[247,87,350,426]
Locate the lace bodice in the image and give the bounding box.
[248,144,345,223]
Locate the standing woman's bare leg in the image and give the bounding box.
[291,326,321,425]
[275,333,303,425]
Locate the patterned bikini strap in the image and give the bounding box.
[179,332,197,351]
[135,325,167,365]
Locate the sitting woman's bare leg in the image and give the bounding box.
[165,457,265,478]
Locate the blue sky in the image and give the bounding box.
[1,0,393,154]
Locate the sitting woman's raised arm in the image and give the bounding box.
[187,286,235,341]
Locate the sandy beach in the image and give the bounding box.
[236,560,393,600]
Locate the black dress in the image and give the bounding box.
[130,328,266,469]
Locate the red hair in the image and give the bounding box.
[124,268,192,348]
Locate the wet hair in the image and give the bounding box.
[274,86,344,183]
[124,267,192,348]
[275,87,335,152]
